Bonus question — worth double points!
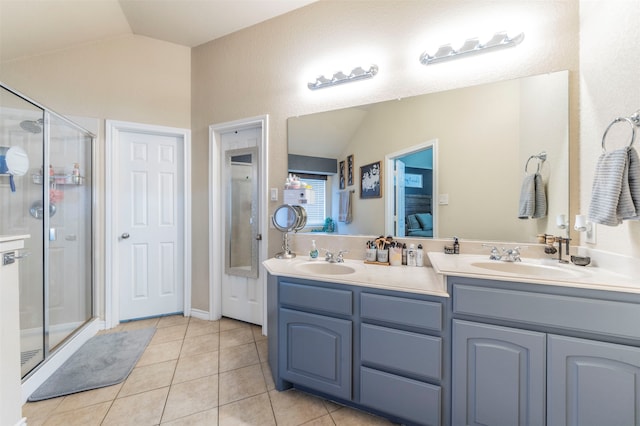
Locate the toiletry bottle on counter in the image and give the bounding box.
[453,237,460,254]
[416,244,424,266]
[407,244,416,266]
[309,240,319,259]
[402,243,407,265]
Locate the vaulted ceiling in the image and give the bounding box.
[0,0,316,62]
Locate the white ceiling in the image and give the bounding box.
[0,0,316,62]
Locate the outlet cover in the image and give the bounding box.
[585,222,596,244]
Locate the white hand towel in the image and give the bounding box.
[589,146,640,226]
[338,191,352,223]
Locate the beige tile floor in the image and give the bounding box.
[22,316,397,425]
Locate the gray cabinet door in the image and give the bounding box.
[452,320,546,426]
[279,308,352,400]
[548,334,640,426]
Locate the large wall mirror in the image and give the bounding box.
[288,70,569,243]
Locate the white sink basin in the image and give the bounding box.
[470,261,587,279]
[295,262,357,275]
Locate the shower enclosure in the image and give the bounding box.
[0,83,93,379]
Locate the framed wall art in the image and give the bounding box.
[360,161,382,199]
[347,154,354,186]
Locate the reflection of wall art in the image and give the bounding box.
[347,154,354,186]
[339,160,345,190]
[360,161,382,199]
[405,173,423,188]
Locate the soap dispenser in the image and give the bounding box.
[309,240,319,260]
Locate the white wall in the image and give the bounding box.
[7,0,637,316]
[579,0,640,255]
[0,34,191,317]
[192,0,579,307]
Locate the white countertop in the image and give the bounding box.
[263,251,640,297]
[263,257,448,297]
[0,234,29,243]
[428,252,640,294]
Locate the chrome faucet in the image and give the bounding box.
[502,247,522,262]
[483,244,522,262]
[325,250,348,263]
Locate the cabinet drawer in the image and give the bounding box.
[361,324,441,381]
[280,281,352,316]
[454,284,640,340]
[361,293,442,331]
[360,367,441,426]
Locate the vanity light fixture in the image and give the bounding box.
[308,65,379,90]
[420,31,524,66]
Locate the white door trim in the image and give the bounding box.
[105,120,192,329]
[209,115,269,330]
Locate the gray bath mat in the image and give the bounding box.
[28,327,155,401]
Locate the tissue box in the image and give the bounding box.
[283,189,315,205]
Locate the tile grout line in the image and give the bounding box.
[157,317,186,425]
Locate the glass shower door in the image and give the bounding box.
[1,84,94,378]
[0,86,46,377]
[47,115,93,350]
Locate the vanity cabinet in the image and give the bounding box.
[452,320,545,426]
[278,281,353,400]
[547,334,640,426]
[267,274,446,426]
[450,276,640,426]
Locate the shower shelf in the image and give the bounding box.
[32,174,84,185]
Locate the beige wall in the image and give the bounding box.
[192,0,579,310]
[0,34,191,317]
[5,0,637,317]
[579,0,640,255]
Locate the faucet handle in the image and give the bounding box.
[482,244,502,261]
[506,246,522,262]
[323,249,334,262]
[336,250,348,262]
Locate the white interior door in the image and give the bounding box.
[395,160,406,236]
[117,131,185,321]
[220,127,262,325]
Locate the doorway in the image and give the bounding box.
[210,116,268,329]
[385,140,438,238]
[106,120,192,327]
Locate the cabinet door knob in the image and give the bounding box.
[121,233,130,239]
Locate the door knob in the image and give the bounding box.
[121,233,130,239]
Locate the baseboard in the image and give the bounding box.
[15,417,27,426]
[189,308,210,321]
[21,319,101,404]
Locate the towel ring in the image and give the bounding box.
[524,152,546,174]
[525,156,539,174]
[601,116,636,152]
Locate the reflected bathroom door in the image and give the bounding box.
[220,128,262,325]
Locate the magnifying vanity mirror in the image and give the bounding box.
[273,204,307,259]
[288,70,569,243]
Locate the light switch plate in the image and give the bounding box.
[270,188,278,201]
[438,194,449,205]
